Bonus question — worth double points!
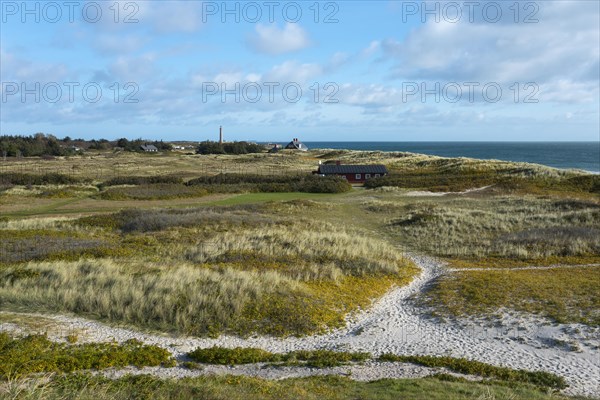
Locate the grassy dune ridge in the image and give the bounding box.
[366,197,600,259]
[0,202,417,337]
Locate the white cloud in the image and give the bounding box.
[94,34,145,54]
[265,60,323,84]
[249,23,310,55]
[380,1,599,103]
[136,2,205,33]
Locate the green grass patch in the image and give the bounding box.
[210,192,338,206]
[96,184,209,200]
[0,333,174,380]
[188,347,370,368]
[423,267,600,325]
[378,354,567,390]
[9,374,575,400]
[187,173,352,194]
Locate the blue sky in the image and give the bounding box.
[1,0,599,142]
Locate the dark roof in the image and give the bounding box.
[141,144,158,151]
[318,164,388,174]
[285,139,308,151]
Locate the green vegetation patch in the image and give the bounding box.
[188,347,370,368]
[0,333,174,379]
[187,173,352,194]
[380,197,600,259]
[0,229,110,264]
[98,175,183,188]
[96,184,209,200]
[423,267,600,325]
[9,374,573,400]
[378,354,567,390]
[365,156,599,195]
[0,172,82,186]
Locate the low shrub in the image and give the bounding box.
[96,184,208,200]
[187,347,371,368]
[283,349,371,368]
[0,333,174,379]
[0,230,107,264]
[98,175,183,188]
[378,354,567,390]
[188,347,278,365]
[0,172,81,186]
[187,174,351,194]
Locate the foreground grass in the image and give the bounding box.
[0,333,174,380]
[378,354,567,390]
[187,347,566,390]
[424,267,600,325]
[2,374,579,400]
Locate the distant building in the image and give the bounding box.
[316,162,388,184]
[268,143,282,153]
[285,138,308,151]
[140,144,158,152]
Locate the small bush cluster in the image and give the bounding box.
[187,173,351,194]
[377,354,567,390]
[0,333,174,379]
[99,175,183,188]
[0,172,81,186]
[96,184,208,200]
[196,140,263,155]
[187,347,370,368]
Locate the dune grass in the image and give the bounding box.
[0,203,417,337]
[4,374,579,400]
[423,266,600,325]
[369,196,600,260]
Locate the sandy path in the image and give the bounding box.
[2,255,599,397]
[448,263,600,272]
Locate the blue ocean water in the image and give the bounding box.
[302,142,600,173]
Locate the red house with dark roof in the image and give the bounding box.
[315,162,388,184]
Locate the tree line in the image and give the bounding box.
[0,134,173,157]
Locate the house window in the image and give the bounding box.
[341,175,347,179]
[355,174,362,180]
[374,174,380,178]
[365,174,371,179]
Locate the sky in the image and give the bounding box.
[0,0,599,142]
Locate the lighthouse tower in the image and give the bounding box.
[219,126,223,144]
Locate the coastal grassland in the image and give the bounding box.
[359,151,599,196]
[3,374,580,400]
[423,266,600,324]
[0,202,417,337]
[365,196,600,261]
[361,191,600,324]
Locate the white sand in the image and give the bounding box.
[2,254,599,397]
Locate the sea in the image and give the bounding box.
[301,142,600,173]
